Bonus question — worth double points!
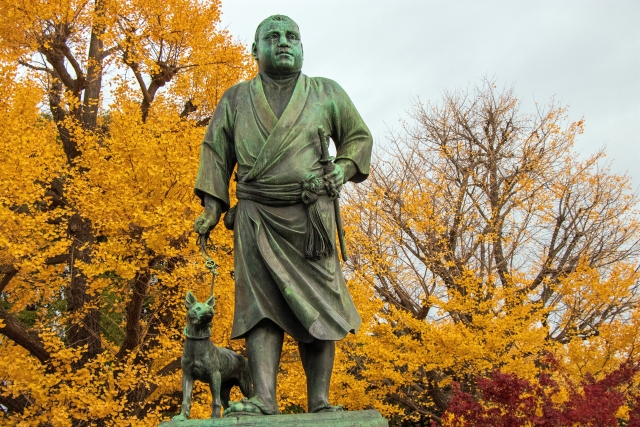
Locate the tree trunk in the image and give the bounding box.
[66,214,101,362]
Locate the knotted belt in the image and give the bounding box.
[233,175,336,260]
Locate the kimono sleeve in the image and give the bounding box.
[194,91,237,212]
[326,79,373,183]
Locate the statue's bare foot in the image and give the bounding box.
[223,396,276,417]
[310,402,344,413]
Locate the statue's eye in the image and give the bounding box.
[287,34,297,41]
[196,307,200,311]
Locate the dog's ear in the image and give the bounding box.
[185,291,197,309]
[205,295,215,308]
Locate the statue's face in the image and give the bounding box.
[252,19,303,75]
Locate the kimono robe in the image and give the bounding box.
[194,73,373,343]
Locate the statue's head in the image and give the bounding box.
[252,15,303,76]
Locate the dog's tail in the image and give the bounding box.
[239,356,253,398]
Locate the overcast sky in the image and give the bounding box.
[220,0,640,189]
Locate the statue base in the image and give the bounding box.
[159,410,388,427]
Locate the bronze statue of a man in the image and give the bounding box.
[193,14,373,416]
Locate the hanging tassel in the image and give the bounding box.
[301,174,334,260]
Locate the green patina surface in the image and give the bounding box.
[161,410,388,427]
[183,14,376,420]
[192,14,372,346]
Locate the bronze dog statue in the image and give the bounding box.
[173,292,252,420]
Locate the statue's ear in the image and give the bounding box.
[205,295,215,308]
[251,42,258,60]
[185,291,197,309]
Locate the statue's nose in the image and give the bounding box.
[278,34,290,47]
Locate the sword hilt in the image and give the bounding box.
[318,125,334,169]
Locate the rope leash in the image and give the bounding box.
[196,233,218,299]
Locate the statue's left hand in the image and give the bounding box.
[323,162,345,193]
[323,159,357,192]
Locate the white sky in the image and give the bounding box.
[220,0,640,189]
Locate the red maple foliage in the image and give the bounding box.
[441,359,640,427]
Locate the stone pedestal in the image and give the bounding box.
[159,410,388,427]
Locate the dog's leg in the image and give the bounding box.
[173,373,194,420]
[220,382,232,411]
[210,371,222,418]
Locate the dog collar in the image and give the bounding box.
[183,327,211,340]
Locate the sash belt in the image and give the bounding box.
[236,175,335,260]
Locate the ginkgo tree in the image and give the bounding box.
[340,80,640,425]
[0,0,253,424]
[2,0,639,425]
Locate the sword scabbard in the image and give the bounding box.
[317,125,348,262]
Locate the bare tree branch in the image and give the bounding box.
[18,60,54,75]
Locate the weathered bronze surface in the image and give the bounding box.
[162,409,388,426]
[173,292,252,420]
[190,14,374,418]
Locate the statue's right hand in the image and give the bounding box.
[194,198,222,236]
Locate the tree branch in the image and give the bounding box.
[0,264,18,293]
[388,393,442,423]
[47,70,79,163]
[130,357,182,417]
[0,307,50,364]
[116,256,164,360]
[180,100,197,118]
[45,253,69,266]
[125,61,151,102]
[0,392,31,415]
[59,43,85,85]
[18,60,54,75]
[100,45,120,60]
[38,47,77,94]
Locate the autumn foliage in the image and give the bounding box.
[0,0,639,425]
[340,81,640,425]
[444,357,640,427]
[0,0,253,424]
